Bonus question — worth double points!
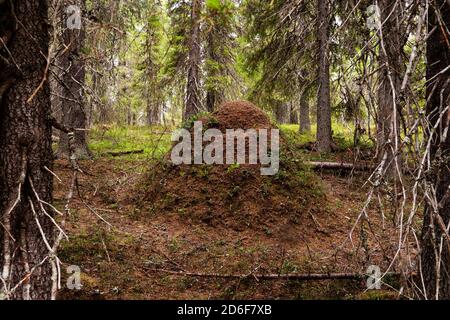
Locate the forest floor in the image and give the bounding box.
[55,124,401,300]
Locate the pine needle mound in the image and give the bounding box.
[140,101,325,232]
[211,100,272,130]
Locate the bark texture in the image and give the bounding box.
[421,0,450,300]
[0,0,55,300]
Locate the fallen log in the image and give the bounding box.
[307,161,374,171]
[106,149,144,157]
[147,268,401,281]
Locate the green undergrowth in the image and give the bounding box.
[280,123,373,161]
[280,123,373,149]
[88,125,173,160]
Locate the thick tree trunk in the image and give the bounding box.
[300,87,311,133]
[316,0,332,152]
[421,0,450,300]
[57,0,92,159]
[0,0,55,299]
[376,0,405,173]
[184,0,202,120]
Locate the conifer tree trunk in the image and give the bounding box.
[300,86,311,133]
[275,102,291,124]
[290,102,299,124]
[421,0,450,300]
[0,0,55,300]
[57,0,92,159]
[316,0,332,152]
[184,0,202,120]
[206,31,217,112]
[376,0,405,172]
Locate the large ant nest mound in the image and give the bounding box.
[140,101,324,233]
[210,100,272,130]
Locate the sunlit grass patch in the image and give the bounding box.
[88,125,173,160]
[280,122,374,150]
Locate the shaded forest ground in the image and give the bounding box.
[55,124,400,300]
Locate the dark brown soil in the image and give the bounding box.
[54,158,397,300]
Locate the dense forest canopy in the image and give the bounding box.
[0,0,449,301]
